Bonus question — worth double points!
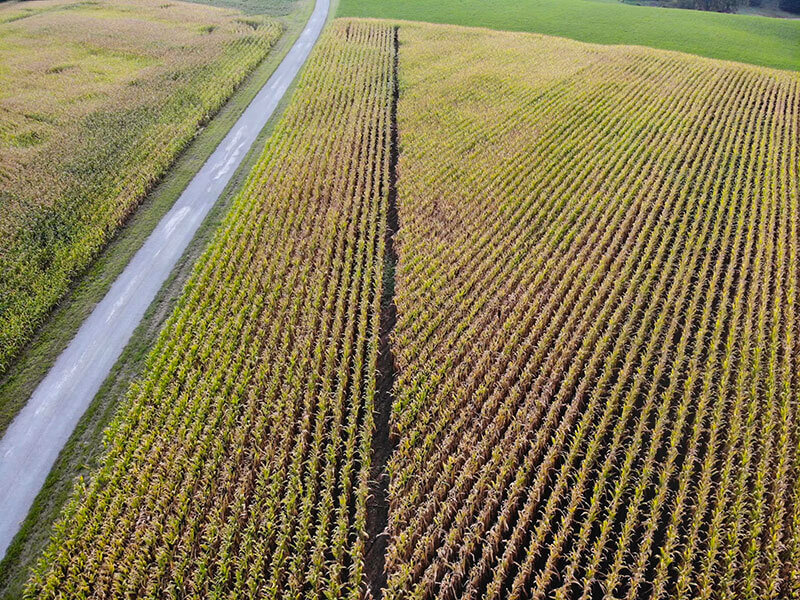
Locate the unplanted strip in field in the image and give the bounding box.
[0,0,282,373]
[385,23,800,600]
[25,20,395,598]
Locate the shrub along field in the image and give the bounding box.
[386,22,800,600]
[337,0,800,71]
[25,19,395,598]
[0,0,282,374]
[21,15,800,600]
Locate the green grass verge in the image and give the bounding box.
[0,0,315,594]
[337,0,800,70]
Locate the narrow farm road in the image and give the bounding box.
[0,0,330,560]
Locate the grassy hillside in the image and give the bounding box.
[0,0,282,375]
[338,0,800,70]
[386,21,800,599]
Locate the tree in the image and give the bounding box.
[780,0,800,13]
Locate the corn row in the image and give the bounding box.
[386,22,800,600]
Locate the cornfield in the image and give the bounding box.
[385,23,800,600]
[0,0,282,373]
[24,17,800,600]
[25,19,395,599]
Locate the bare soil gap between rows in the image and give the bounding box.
[364,24,400,600]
